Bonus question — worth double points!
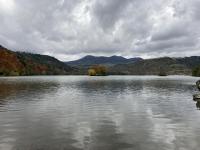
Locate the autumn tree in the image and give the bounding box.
[88,65,107,76]
[88,69,96,76]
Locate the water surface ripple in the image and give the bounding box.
[0,76,200,150]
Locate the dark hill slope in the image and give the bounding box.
[176,56,200,68]
[0,45,74,76]
[109,57,194,75]
[66,55,142,67]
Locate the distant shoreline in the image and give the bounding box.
[0,75,198,77]
[1,45,200,77]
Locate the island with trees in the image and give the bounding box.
[88,65,107,76]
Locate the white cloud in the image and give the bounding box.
[0,0,15,12]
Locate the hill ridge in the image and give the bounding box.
[66,55,143,67]
[0,45,74,76]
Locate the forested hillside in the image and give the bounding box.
[109,57,197,75]
[0,45,74,76]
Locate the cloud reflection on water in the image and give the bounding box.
[0,76,200,150]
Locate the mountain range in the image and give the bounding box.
[1,45,200,76]
[66,55,200,75]
[66,55,142,67]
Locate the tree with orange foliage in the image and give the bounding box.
[88,65,107,76]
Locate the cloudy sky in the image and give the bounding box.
[0,0,200,61]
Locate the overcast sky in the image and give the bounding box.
[0,0,200,61]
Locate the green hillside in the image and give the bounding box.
[109,57,195,75]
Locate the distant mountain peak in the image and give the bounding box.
[110,55,120,57]
[83,55,94,58]
[110,55,125,58]
[66,55,142,67]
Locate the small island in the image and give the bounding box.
[88,65,107,76]
[158,67,167,76]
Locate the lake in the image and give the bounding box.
[0,76,200,150]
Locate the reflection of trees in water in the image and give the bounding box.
[75,79,194,97]
[196,101,200,110]
[0,81,59,106]
[75,80,144,95]
[144,80,194,94]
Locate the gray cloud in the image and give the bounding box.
[91,0,131,30]
[151,22,189,42]
[0,0,200,61]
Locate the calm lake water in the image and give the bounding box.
[0,76,200,150]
